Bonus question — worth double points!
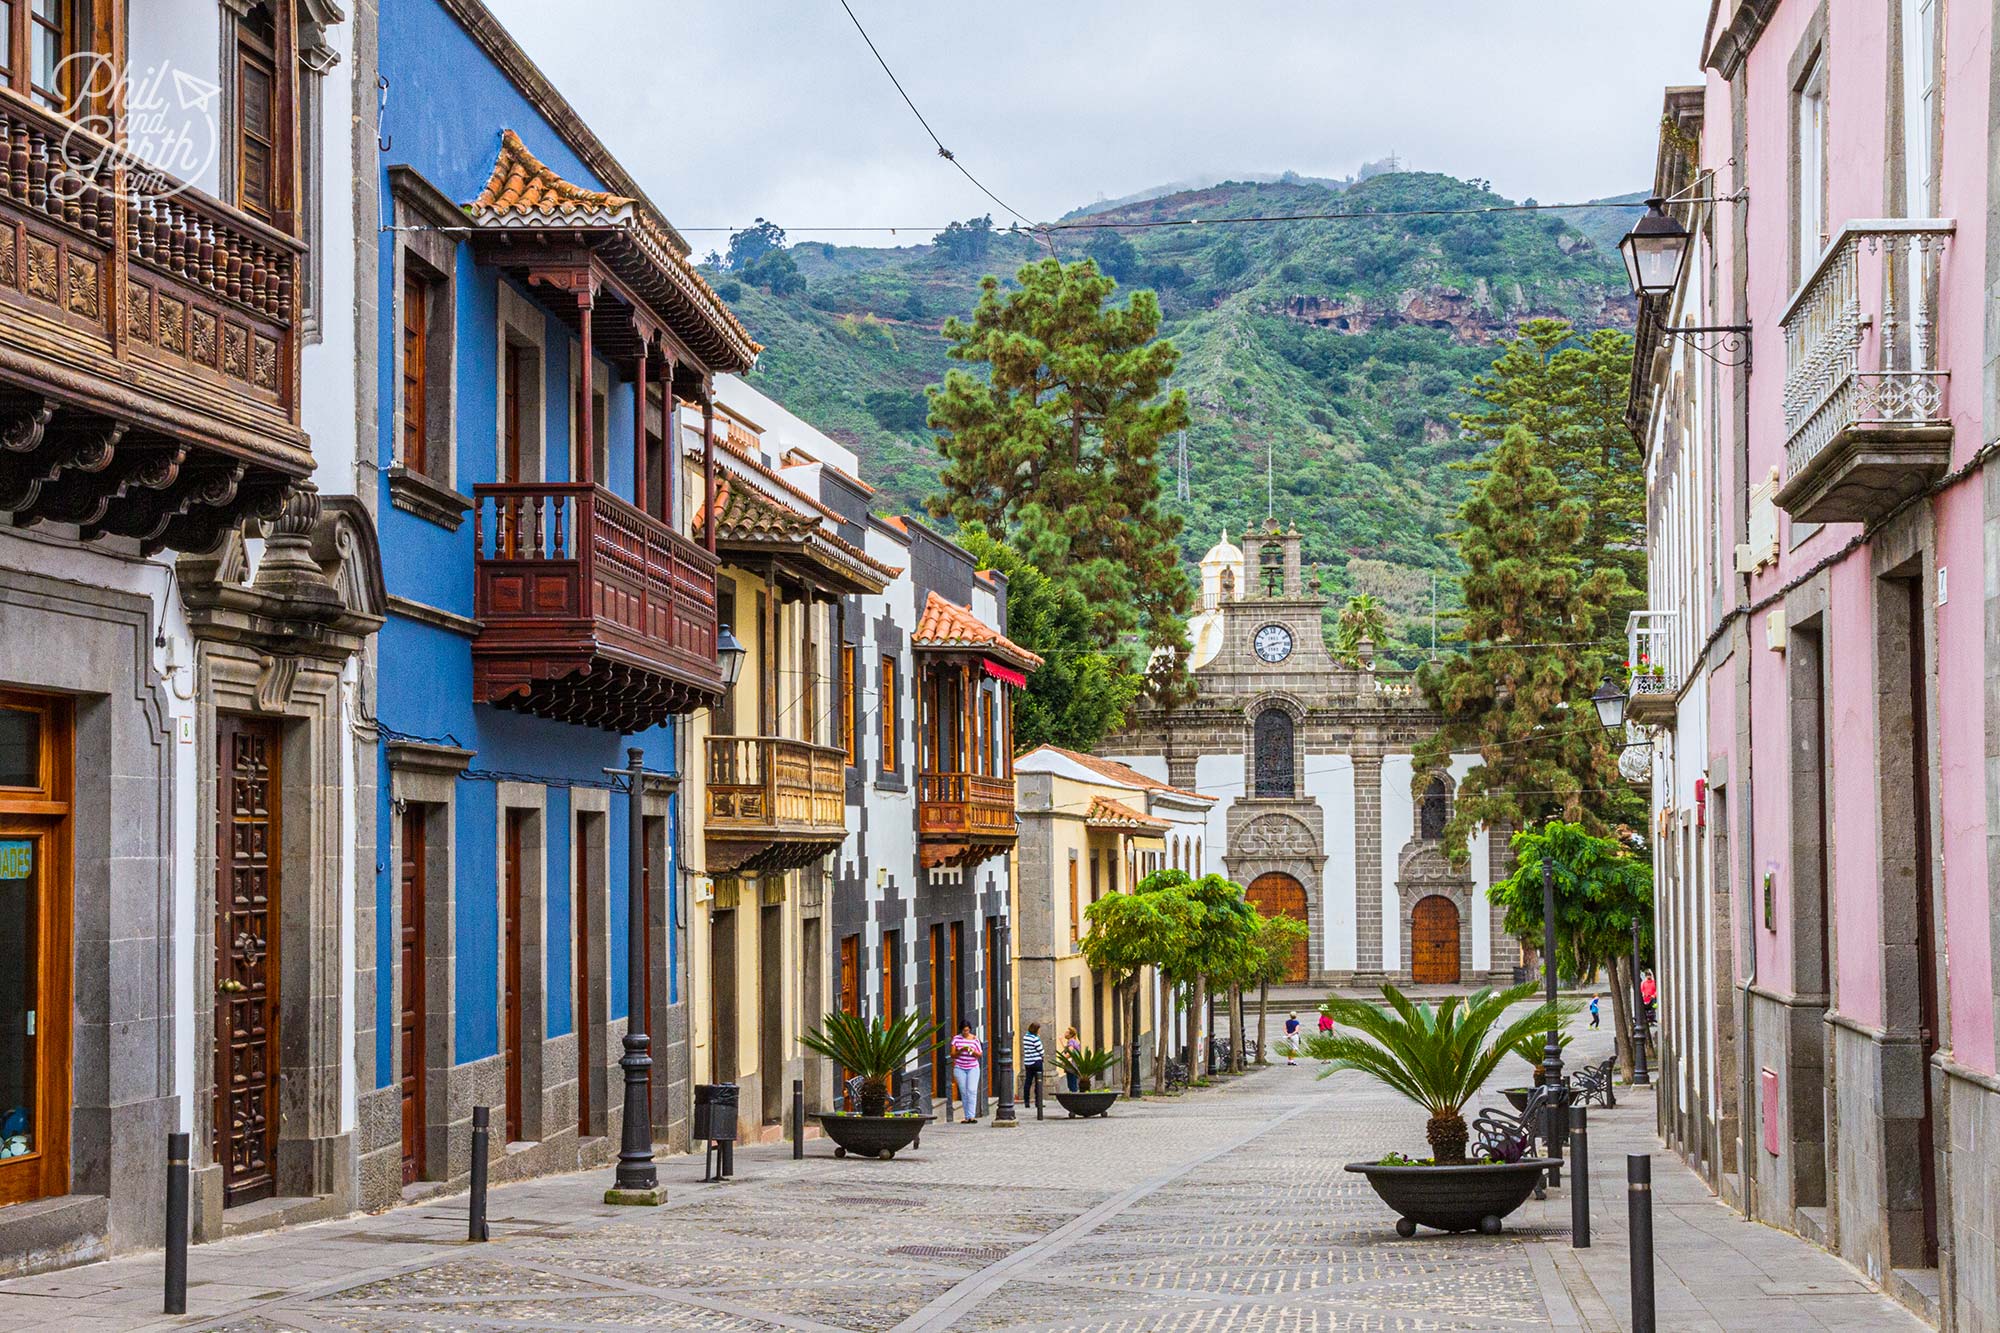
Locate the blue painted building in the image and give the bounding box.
[363,0,754,1206]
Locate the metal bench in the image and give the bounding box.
[1474,1084,1558,1164]
[1570,1058,1618,1109]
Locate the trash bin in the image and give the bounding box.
[693,1083,738,1143]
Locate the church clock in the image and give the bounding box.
[1253,623,1294,664]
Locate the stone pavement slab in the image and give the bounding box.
[0,1023,1923,1331]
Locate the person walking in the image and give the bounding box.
[1640,971,1658,1025]
[1589,995,1601,1029]
[1061,1026,1082,1091]
[1020,1022,1045,1107]
[951,1024,983,1123]
[1284,1012,1301,1065]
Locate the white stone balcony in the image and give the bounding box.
[1778,220,1954,524]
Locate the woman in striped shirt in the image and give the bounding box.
[1020,1022,1045,1106]
[950,1024,983,1123]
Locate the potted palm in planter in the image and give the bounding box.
[1301,983,1558,1236]
[799,1011,938,1160]
[1051,1046,1121,1118]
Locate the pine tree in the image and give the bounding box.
[1454,318,1643,622]
[927,257,1192,662]
[1412,426,1630,861]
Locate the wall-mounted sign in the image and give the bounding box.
[0,839,32,880]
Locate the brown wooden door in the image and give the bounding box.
[640,816,659,1129]
[1245,873,1309,982]
[838,934,860,1108]
[215,715,281,1207]
[503,810,526,1144]
[398,807,427,1183]
[1410,895,1462,985]
[984,918,1000,1087]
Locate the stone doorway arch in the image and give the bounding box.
[1245,872,1309,983]
[1410,895,1462,984]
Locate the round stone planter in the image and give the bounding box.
[1052,1089,1120,1118]
[1344,1158,1555,1235]
[816,1112,930,1160]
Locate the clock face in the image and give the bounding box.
[1253,623,1294,664]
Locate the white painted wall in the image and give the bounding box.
[1193,753,1243,877]
[1379,754,1415,972]
[1306,756,1355,970]
[1450,754,1492,972]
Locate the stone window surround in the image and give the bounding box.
[191,639,355,1235]
[0,569,170,1271]
[1242,693,1306,800]
[386,166,468,530]
[384,741,468,1192]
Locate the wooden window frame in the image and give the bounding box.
[840,644,858,767]
[0,689,72,1209]
[231,2,281,224]
[401,266,434,477]
[879,655,897,777]
[1067,851,1080,948]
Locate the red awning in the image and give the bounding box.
[983,659,1027,688]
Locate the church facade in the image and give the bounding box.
[1095,521,1520,988]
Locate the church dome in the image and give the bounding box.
[1197,526,1247,613]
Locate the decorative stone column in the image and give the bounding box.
[1352,753,1385,983]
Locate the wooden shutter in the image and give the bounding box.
[401,270,429,475]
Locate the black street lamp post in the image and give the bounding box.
[1541,857,1567,1182]
[993,920,1017,1127]
[606,746,664,1204]
[1630,917,1651,1085]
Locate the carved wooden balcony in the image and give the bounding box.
[704,735,847,874]
[0,94,310,552]
[918,770,1017,869]
[472,482,723,731]
[1778,221,1955,524]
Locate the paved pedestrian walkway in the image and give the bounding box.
[0,1027,1920,1332]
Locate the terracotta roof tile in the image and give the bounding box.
[913,591,1042,671]
[1084,795,1171,831]
[466,130,760,366]
[1029,745,1216,803]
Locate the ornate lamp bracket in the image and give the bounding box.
[1659,323,1752,369]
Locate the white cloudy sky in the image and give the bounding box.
[483,1,1710,248]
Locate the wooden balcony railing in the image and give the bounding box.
[472,482,722,731]
[704,736,847,874]
[918,770,1017,867]
[1778,220,1955,522]
[0,92,310,551]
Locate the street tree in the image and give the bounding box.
[1490,820,1654,1081]
[1411,425,1630,861]
[927,257,1192,667]
[1245,914,1311,1064]
[954,524,1142,752]
[1141,870,1259,1079]
[1080,882,1199,1097]
[1454,318,1643,623]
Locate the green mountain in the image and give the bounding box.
[716,172,1637,662]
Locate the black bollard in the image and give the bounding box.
[164,1132,189,1314]
[1036,1070,1044,1121]
[1628,1153,1655,1332]
[468,1105,491,1241]
[1569,1107,1590,1248]
[792,1079,804,1161]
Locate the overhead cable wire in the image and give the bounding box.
[833,0,1055,256]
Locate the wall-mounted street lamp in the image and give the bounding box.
[716,623,747,688]
[1590,676,1628,732]
[1618,197,1752,368]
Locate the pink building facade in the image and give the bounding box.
[1629,2,1999,1325]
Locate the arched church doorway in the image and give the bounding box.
[1246,872,1309,982]
[1410,895,1461,984]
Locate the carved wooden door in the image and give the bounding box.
[398,807,427,1183]
[1410,895,1461,985]
[214,715,280,1208]
[1245,874,1308,982]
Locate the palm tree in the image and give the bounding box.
[1297,983,1557,1163]
[1052,1045,1119,1091]
[1336,594,1392,665]
[800,1012,938,1116]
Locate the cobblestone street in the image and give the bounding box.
[0,1028,1921,1333]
